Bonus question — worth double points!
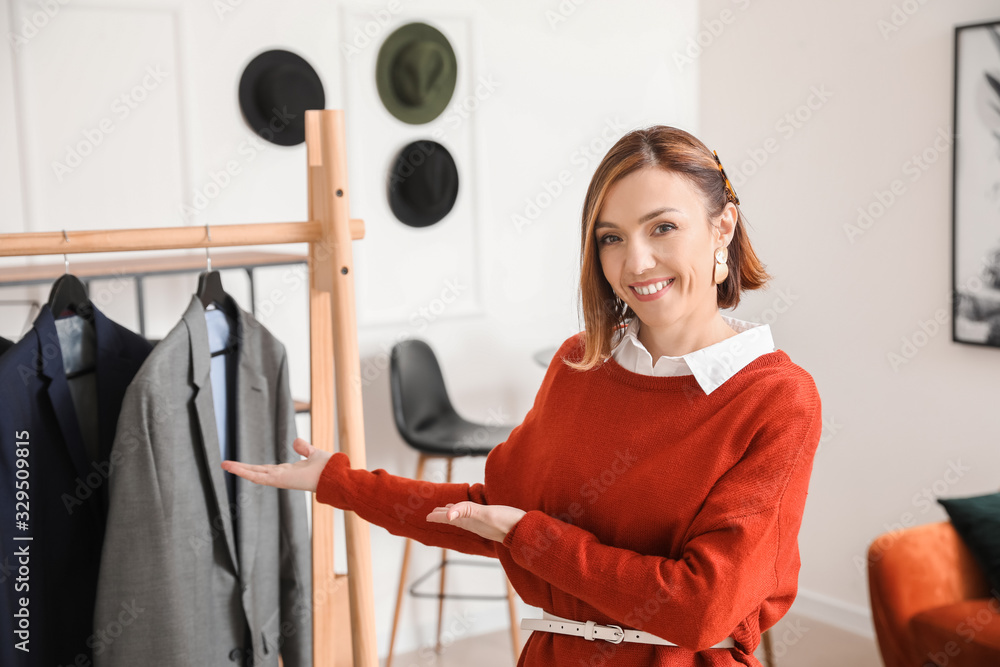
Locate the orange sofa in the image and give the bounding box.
[867,520,1000,667]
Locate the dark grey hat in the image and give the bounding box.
[387,140,459,227]
[238,49,325,146]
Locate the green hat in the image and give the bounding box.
[375,22,457,125]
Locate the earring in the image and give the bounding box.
[713,246,729,285]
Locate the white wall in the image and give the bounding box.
[0,0,700,658]
[13,0,997,659]
[698,0,1000,640]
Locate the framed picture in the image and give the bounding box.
[952,18,1000,346]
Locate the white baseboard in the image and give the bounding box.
[790,588,875,640]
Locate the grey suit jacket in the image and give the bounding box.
[93,295,312,666]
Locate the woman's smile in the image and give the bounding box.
[630,278,675,300]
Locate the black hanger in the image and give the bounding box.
[47,273,94,324]
[196,270,239,322]
[197,270,239,359]
[48,274,96,378]
[198,226,239,352]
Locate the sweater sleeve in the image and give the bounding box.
[501,394,823,652]
[315,452,498,558]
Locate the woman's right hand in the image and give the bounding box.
[222,437,333,493]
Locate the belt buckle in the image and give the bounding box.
[604,624,625,644]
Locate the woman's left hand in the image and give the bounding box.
[426,502,526,543]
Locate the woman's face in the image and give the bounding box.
[594,167,731,329]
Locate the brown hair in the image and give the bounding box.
[564,125,771,373]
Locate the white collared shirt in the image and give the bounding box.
[609,315,775,395]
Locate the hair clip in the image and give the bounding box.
[712,150,740,206]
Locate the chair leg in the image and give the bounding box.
[387,454,427,667]
[762,627,775,667]
[435,457,453,653]
[505,576,521,663]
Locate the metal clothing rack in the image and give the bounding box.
[0,109,377,667]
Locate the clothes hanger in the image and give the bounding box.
[196,223,238,356]
[47,231,94,325]
[48,232,96,379]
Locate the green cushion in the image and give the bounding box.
[937,491,1000,595]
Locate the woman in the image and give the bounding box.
[222,125,823,667]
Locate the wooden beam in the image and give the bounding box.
[0,250,308,283]
[0,221,323,256]
[307,109,377,667]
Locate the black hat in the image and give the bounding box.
[387,140,459,227]
[238,49,325,146]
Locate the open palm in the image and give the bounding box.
[221,437,331,492]
[223,438,526,543]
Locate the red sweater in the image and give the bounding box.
[316,332,823,666]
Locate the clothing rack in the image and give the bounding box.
[0,109,376,667]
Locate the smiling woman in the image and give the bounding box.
[572,125,772,369]
[223,125,823,667]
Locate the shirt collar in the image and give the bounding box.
[610,315,775,395]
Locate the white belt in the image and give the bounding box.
[520,611,735,648]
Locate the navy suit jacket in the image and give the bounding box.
[0,306,152,667]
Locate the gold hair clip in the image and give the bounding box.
[713,150,740,206]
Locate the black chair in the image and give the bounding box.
[387,339,521,666]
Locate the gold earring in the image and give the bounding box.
[713,246,729,285]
